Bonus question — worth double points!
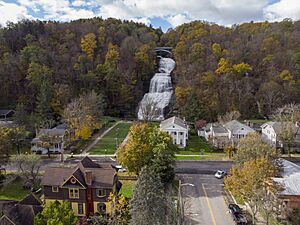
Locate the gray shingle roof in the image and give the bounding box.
[224,120,254,133]
[273,159,300,196]
[160,116,187,129]
[213,125,227,134]
[38,128,66,137]
[41,157,116,188]
[18,193,41,206]
[0,110,14,116]
[2,204,42,225]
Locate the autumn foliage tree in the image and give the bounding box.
[225,158,278,224]
[235,132,279,165]
[117,123,176,183]
[81,33,97,60]
[63,90,105,140]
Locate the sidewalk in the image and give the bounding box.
[81,121,122,154]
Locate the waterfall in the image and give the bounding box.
[138,56,175,121]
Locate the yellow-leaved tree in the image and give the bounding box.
[225,158,278,225]
[117,123,176,183]
[81,33,97,60]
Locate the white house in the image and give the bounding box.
[160,116,188,148]
[31,125,67,154]
[224,120,255,141]
[261,121,300,148]
[199,120,255,148]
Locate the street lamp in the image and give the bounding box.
[115,128,119,150]
[178,182,194,224]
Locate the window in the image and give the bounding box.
[69,188,79,199]
[78,203,84,214]
[97,203,106,213]
[52,186,58,192]
[96,189,106,197]
[70,177,77,184]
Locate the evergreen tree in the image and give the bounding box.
[130,166,167,225]
[36,79,53,121]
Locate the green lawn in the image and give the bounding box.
[119,180,136,199]
[177,135,214,155]
[176,153,227,161]
[89,122,132,155]
[0,176,30,200]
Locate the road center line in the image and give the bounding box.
[202,183,217,225]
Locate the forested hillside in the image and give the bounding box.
[162,20,300,121]
[0,18,158,121]
[1,18,300,124]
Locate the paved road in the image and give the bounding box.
[3,157,234,173]
[179,173,234,225]
[175,161,233,174]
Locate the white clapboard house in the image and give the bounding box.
[160,116,188,148]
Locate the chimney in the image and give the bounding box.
[85,170,92,186]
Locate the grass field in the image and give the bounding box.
[176,153,227,161]
[177,135,214,155]
[119,180,136,198]
[0,176,30,200]
[89,122,132,155]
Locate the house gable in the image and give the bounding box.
[61,175,86,189]
[163,123,187,131]
[0,215,16,225]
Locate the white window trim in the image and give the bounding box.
[52,186,59,192]
[69,188,79,199]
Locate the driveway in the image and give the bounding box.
[179,173,234,225]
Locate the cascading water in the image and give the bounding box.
[138,56,175,121]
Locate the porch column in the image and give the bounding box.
[183,131,186,147]
[176,132,179,145]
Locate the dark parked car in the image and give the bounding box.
[228,203,242,214]
[231,213,247,225]
[228,204,247,224]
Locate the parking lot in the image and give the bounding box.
[179,173,234,225]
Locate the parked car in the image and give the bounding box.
[215,170,227,179]
[111,164,126,173]
[228,203,242,214]
[228,203,247,224]
[231,213,247,225]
